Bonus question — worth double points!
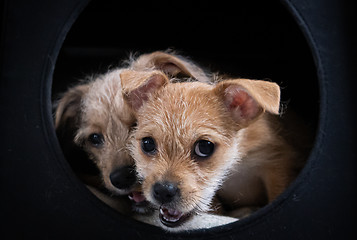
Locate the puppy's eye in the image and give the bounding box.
[194,140,214,158]
[141,137,156,155]
[88,133,104,147]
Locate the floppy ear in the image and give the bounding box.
[130,51,210,82]
[214,79,280,126]
[55,84,89,130]
[120,70,169,110]
[54,84,100,177]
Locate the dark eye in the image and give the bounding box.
[141,137,156,155]
[88,133,104,147]
[194,140,214,158]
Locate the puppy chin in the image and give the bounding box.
[104,184,152,213]
[141,184,217,228]
[148,198,206,228]
[106,185,154,214]
[157,205,194,228]
[129,191,154,214]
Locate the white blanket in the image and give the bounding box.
[87,185,238,231]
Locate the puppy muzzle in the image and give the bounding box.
[109,165,137,191]
[151,181,192,227]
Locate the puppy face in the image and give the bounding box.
[54,51,210,212]
[56,70,138,195]
[122,71,280,227]
[131,83,241,223]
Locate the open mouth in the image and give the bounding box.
[159,206,191,227]
[128,191,153,214]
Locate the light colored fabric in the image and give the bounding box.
[87,185,238,231]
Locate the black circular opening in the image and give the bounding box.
[52,0,319,233]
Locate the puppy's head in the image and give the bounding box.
[54,51,209,198]
[55,70,138,196]
[121,70,280,227]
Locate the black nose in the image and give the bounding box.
[153,182,179,204]
[109,165,137,190]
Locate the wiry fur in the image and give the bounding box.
[122,70,305,223]
[54,51,211,196]
[127,82,241,213]
[55,69,136,194]
[128,50,211,83]
[54,50,307,229]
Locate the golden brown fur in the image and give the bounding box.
[55,69,137,195]
[121,70,304,225]
[54,51,210,199]
[54,50,306,229]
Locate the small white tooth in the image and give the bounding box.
[164,216,179,223]
[160,208,164,215]
[170,217,179,223]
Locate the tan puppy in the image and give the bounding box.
[54,51,209,213]
[121,70,304,227]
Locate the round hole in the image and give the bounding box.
[52,0,318,233]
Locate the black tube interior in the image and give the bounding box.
[52,0,319,221]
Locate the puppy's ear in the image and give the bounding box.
[54,84,89,130]
[54,84,100,177]
[131,51,209,82]
[214,79,280,126]
[120,70,169,110]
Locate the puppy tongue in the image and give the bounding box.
[160,206,184,223]
[128,191,146,203]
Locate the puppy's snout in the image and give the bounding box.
[109,165,137,190]
[153,182,179,204]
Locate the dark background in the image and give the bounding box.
[53,0,319,130]
[3,0,356,239]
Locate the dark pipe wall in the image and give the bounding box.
[1,0,356,239]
